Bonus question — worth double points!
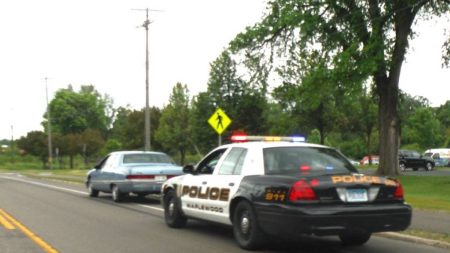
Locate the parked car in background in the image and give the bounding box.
[348,159,360,166]
[360,155,379,165]
[398,150,434,171]
[86,151,183,202]
[424,149,450,167]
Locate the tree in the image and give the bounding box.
[190,92,217,154]
[44,85,110,136]
[110,106,162,150]
[358,86,378,160]
[402,107,443,150]
[436,101,450,147]
[80,129,105,165]
[231,0,450,176]
[207,50,268,136]
[155,83,191,164]
[62,133,81,169]
[16,131,48,168]
[436,101,450,128]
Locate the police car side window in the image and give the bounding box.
[196,148,227,174]
[218,147,248,175]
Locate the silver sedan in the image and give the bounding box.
[86,151,183,202]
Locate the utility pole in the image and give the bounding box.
[132,8,162,151]
[44,77,53,169]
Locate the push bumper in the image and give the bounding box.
[255,203,412,238]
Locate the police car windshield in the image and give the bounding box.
[263,147,357,176]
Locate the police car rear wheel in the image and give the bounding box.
[425,162,433,171]
[164,190,187,228]
[339,232,371,246]
[233,201,265,250]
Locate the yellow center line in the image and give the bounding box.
[0,209,58,253]
[0,210,15,229]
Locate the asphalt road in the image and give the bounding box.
[0,173,448,253]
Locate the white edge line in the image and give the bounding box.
[0,175,164,212]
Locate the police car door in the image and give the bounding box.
[179,147,228,220]
[208,147,248,225]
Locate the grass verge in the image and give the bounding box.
[400,175,450,213]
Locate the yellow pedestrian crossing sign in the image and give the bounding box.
[208,108,232,135]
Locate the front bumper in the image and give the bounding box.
[255,202,412,238]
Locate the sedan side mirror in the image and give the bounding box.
[183,165,195,174]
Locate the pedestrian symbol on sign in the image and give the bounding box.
[208,108,231,135]
[216,112,223,130]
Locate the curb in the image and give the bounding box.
[376,232,450,250]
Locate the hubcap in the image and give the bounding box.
[240,214,250,235]
[168,201,175,216]
[113,187,117,199]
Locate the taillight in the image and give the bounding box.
[126,175,155,180]
[394,182,404,200]
[289,180,317,201]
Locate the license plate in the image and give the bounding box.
[155,175,167,181]
[346,189,368,202]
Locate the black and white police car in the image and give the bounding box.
[161,135,412,250]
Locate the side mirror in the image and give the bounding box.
[183,165,195,174]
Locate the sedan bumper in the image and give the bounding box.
[255,202,412,238]
[115,179,165,194]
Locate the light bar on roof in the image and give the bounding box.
[230,135,306,142]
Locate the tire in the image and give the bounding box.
[425,162,433,171]
[87,180,99,197]
[112,185,126,202]
[399,163,406,171]
[163,190,187,228]
[339,232,371,246]
[232,201,265,250]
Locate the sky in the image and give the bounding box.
[0,0,449,141]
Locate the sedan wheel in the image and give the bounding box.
[399,163,406,171]
[425,162,433,171]
[112,185,126,202]
[87,180,99,197]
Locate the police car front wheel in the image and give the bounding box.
[233,201,265,250]
[164,190,187,228]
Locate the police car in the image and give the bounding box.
[161,135,412,250]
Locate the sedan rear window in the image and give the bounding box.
[122,153,175,164]
[263,147,357,175]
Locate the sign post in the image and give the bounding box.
[208,108,232,146]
